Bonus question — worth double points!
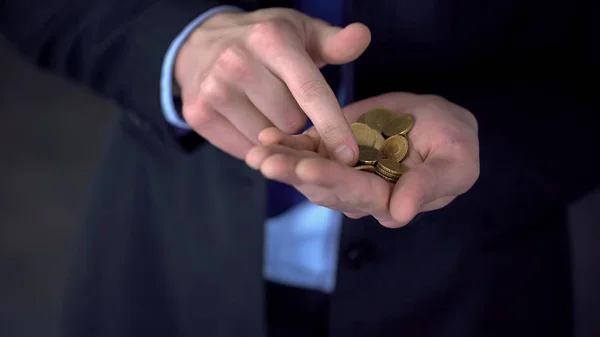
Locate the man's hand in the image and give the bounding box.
[175,8,371,164]
[245,92,480,228]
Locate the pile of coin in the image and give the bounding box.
[351,108,415,183]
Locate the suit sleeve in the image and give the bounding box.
[0,0,249,129]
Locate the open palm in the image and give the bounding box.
[246,92,480,227]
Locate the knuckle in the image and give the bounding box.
[247,19,288,48]
[318,122,343,145]
[199,75,229,104]
[297,79,331,103]
[214,46,252,80]
[185,104,214,129]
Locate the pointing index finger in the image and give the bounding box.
[249,30,358,164]
[291,73,357,165]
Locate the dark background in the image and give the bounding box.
[0,35,598,337]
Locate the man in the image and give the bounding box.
[1,0,597,336]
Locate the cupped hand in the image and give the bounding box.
[175,8,371,163]
[245,92,480,227]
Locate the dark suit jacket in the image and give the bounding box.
[2,0,598,336]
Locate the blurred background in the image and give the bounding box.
[0,35,598,337]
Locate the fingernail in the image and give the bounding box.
[334,144,356,165]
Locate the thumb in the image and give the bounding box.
[307,20,371,65]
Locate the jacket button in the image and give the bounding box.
[344,240,376,269]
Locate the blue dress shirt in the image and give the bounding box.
[160,1,349,293]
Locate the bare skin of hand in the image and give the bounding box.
[175,8,371,164]
[245,92,480,228]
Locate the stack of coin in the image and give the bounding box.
[351,108,415,183]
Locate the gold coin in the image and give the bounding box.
[374,168,401,180]
[374,164,403,182]
[358,114,366,124]
[382,113,415,138]
[351,123,376,147]
[359,108,395,132]
[376,159,409,177]
[372,129,386,150]
[358,145,383,165]
[374,170,399,183]
[353,165,376,173]
[381,135,409,162]
[374,165,401,177]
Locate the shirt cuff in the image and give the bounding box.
[160,5,245,130]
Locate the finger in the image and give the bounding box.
[246,143,296,170]
[251,148,350,212]
[294,157,394,221]
[259,147,320,186]
[389,156,474,225]
[257,127,287,145]
[246,144,318,173]
[377,218,406,228]
[200,73,272,144]
[212,46,307,134]
[184,101,254,160]
[307,20,371,66]
[246,23,358,165]
[260,152,304,186]
[303,128,328,155]
[245,144,344,211]
[258,127,317,151]
[252,148,374,214]
[246,67,307,134]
